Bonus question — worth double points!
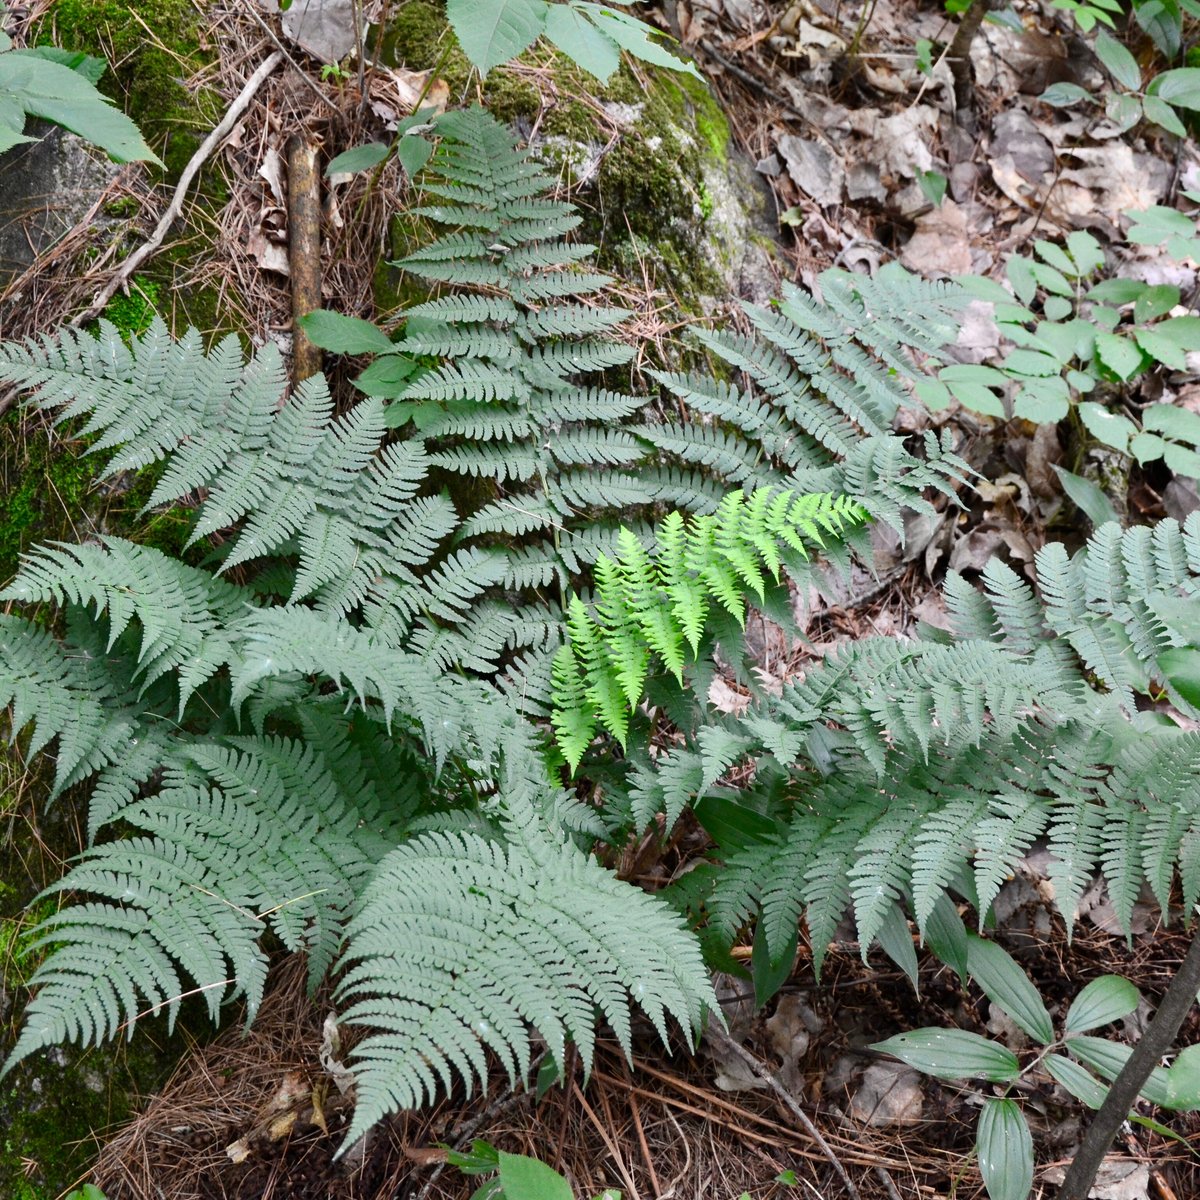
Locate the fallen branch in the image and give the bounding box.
[72,49,285,328]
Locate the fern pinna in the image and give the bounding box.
[9,101,1197,1159]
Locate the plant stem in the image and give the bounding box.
[947,0,989,132]
[1055,927,1200,1200]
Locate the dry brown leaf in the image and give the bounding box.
[900,200,972,275]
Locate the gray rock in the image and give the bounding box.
[0,122,120,285]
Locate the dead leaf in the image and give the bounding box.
[708,676,751,716]
[848,1062,924,1127]
[1044,1157,1150,1200]
[901,200,972,275]
[257,147,286,205]
[990,111,1055,185]
[776,135,844,207]
[246,227,289,275]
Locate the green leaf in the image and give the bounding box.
[397,134,434,177]
[924,892,969,981]
[297,309,395,354]
[1125,206,1196,245]
[18,46,106,85]
[871,1029,1021,1082]
[1143,403,1200,444]
[326,142,389,176]
[447,1139,502,1172]
[544,4,622,80]
[965,933,1053,1044]
[1142,94,1188,135]
[1078,402,1136,453]
[1134,284,1181,323]
[1159,647,1200,709]
[1003,348,1062,377]
[498,1150,575,1200]
[1145,324,1199,369]
[0,54,160,165]
[1094,332,1145,380]
[1105,92,1143,131]
[1064,976,1139,1034]
[752,915,797,1007]
[1130,431,1167,463]
[1066,229,1104,275]
[1013,378,1069,423]
[1066,1035,1173,1105]
[1165,1044,1200,1110]
[918,169,948,207]
[64,1188,108,1200]
[1006,254,1039,305]
[1148,67,1200,109]
[1045,1053,1108,1108]
[579,2,702,78]
[1053,466,1120,528]
[1165,443,1200,477]
[1043,296,1073,321]
[876,901,920,993]
[1095,29,1141,89]
[1040,81,1093,106]
[1089,278,1148,305]
[447,0,548,73]
[360,355,425,401]
[1034,239,1078,277]
[977,1098,1034,1200]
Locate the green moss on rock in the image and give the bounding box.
[39,0,220,180]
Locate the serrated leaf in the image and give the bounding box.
[298,310,395,354]
[965,933,1053,1044]
[1045,1053,1108,1108]
[1078,402,1136,453]
[871,1029,1020,1081]
[580,2,702,78]
[1064,975,1139,1034]
[977,1098,1033,1200]
[1095,332,1145,380]
[448,0,548,73]
[544,4,621,81]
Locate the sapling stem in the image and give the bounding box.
[1055,926,1200,1200]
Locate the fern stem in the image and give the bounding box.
[1055,926,1200,1200]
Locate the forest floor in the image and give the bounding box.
[3,0,1200,1196]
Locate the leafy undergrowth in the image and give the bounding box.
[86,904,1200,1200]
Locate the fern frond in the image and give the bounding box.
[337,819,714,1148]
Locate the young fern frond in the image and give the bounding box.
[551,489,867,767]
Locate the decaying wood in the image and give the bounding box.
[286,135,323,385]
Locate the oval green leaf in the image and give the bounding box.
[298,309,395,354]
[498,1150,575,1200]
[965,932,1053,1044]
[1045,1053,1108,1109]
[1166,1044,1200,1110]
[871,1029,1020,1082]
[1064,975,1139,1035]
[326,142,389,176]
[1095,29,1142,90]
[977,1098,1034,1200]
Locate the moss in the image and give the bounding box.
[96,277,162,339]
[38,0,221,180]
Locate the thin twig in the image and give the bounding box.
[705,1024,863,1200]
[239,0,344,116]
[72,50,286,328]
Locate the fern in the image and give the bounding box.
[551,489,867,767]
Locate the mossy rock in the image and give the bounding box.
[36,0,221,180]
[378,0,780,316]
